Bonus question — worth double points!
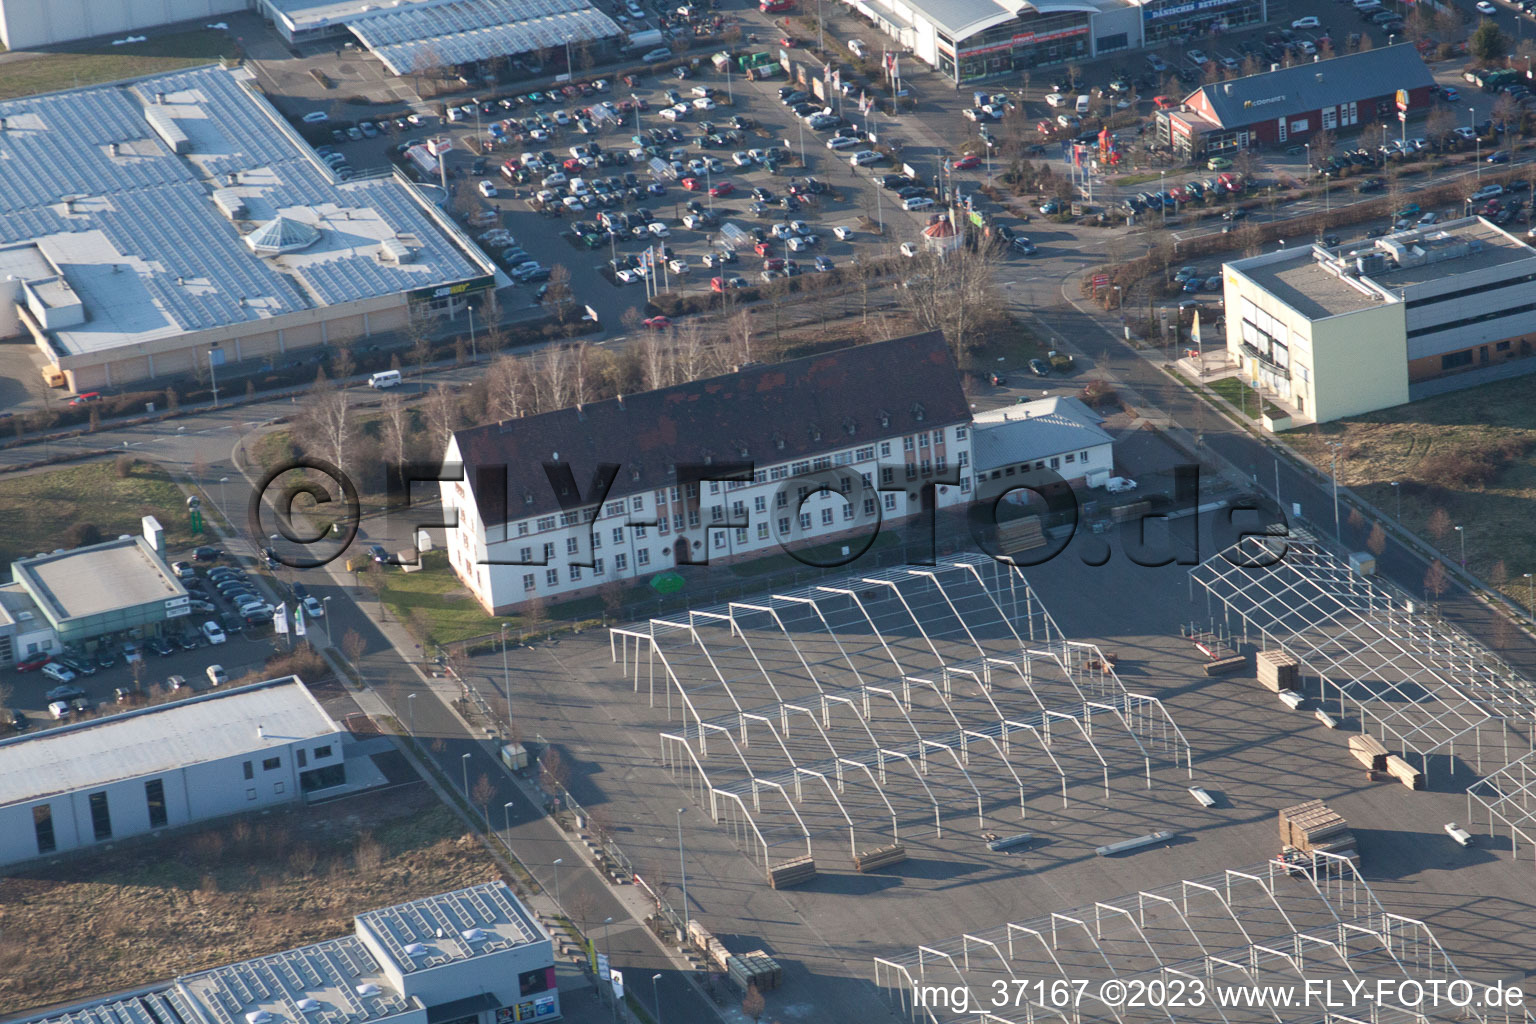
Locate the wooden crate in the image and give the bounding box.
[852,843,908,873]
[768,855,817,889]
[1348,734,1388,771]
[1111,500,1151,524]
[1204,655,1247,676]
[1279,800,1351,852]
[997,515,1045,552]
[1386,754,1424,790]
[1256,650,1300,692]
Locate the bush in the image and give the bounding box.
[1418,437,1532,489]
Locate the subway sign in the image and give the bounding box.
[409,275,495,303]
[1146,0,1243,20]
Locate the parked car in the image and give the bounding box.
[207,664,229,687]
[193,545,223,562]
[1028,358,1051,377]
[201,621,227,645]
[15,652,52,672]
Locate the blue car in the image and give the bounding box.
[1488,150,1512,164]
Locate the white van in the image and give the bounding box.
[1075,94,1091,115]
[368,370,402,389]
[847,39,868,58]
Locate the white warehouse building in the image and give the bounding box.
[0,676,348,867]
[0,0,244,50]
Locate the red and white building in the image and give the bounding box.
[1157,44,1435,159]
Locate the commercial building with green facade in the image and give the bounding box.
[10,535,189,646]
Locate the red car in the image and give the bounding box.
[682,176,703,191]
[69,391,102,406]
[754,240,773,256]
[642,316,673,329]
[15,653,52,671]
[762,257,785,271]
[710,276,727,292]
[709,180,734,197]
[952,154,981,170]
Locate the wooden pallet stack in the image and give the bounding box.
[727,951,783,992]
[767,855,816,889]
[1204,655,1247,676]
[1348,734,1389,771]
[997,515,1045,552]
[1111,500,1151,524]
[852,843,907,873]
[1256,650,1300,692]
[1385,754,1425,790]
[1279,800,1359,865]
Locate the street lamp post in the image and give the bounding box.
[461,752,472,798]
[1525,572,1534,612]
[209,345,221,409]
[217,476,229,524]
[1455,524,1466,567]
[652,973,664,1024]
[407,692,416,737]
[503,801,515,843]
[1160,169,1166,224]
[1304,143,1310,181]
[677,808,689,938]
[468,306,477,364]
[322,596,332,644]
[1325,440,1343,540]
[500,622,512,735]
[553,857,563,908]
[1390,480,1401,521]
[603,917,616,1022]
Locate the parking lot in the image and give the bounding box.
[5,552,303,734]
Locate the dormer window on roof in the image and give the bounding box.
[912,402,925,422]
[879,410,891,427]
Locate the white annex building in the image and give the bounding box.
[10,882,561,1024]
[970,395,1114,495]
[440,333,975,612]
[0,0,243,50]
[0,676,347,867]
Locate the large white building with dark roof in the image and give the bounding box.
[0,676,347,867]
[0,64,502,394]
[441,333,975,612]
[8,882,559,1024]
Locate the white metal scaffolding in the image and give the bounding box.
[874,851,1534,1024]
[611,557,1193,874]
[1188,532,1536,786]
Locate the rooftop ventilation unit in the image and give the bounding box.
[246,1013,274,1024]
[461,928,487,942]
[356,983,381,997]
[403,942,428,957]
[295,999,320,1013]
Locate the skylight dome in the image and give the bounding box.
[245,215,320,255]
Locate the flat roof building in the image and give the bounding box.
[9,882,559,1024]
[0,64,502,393]
[844,0,1266,85]
[0,0,245,51]
[1221,216,1536,422]
[9,532,188,645]
[971,395,1114,495]
[256,0,622,71]
[0,676,348,866]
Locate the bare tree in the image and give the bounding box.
[537,346,570,410]
[896,242,1006,372]
[488,354,530,421]
[546,264,574,322]
[407,309,435,376]
[638,334,672,390]
[1424,559,1449,600]
[0,679,14,719]
[571,341,592,405]
[1367,522,1387,557]
[726,309,754,366]
[341,628,367,664]
[539,745,569,796]
[471,772,497,826]
[380,389,409,486]
[673,321,711,382]
[301,367,351,472]
[425,383,461,446]
[1427,506,1452,542]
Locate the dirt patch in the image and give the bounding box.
[0,785,502,1014]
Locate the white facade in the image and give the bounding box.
[970,397,1115,494]
[442,424,975,612]
[0,677,346,866]
[0,0,245,50]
